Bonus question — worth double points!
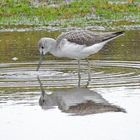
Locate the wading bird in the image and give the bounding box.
[36,30,124,87]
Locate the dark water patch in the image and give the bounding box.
[0,30,140,63]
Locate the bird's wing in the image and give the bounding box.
[56,30,124,47]
[56,30,100,47]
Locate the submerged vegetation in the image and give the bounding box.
[0,0,140,30]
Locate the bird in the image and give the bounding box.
[36,30,124,87]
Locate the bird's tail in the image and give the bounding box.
[113,31,125,37]
[102,31,125,42]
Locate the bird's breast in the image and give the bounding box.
[56,41,87,59]
[52,40,105,59]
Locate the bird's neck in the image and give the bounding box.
[48,40,62,57]
[48,39,57,54]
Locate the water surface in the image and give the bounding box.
[0,30,140,140]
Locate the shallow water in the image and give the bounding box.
[0,30,140,140]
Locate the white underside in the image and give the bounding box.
[53,39,108,59]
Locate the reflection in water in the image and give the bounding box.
[38,76,126,115]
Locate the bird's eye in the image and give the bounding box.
[41,46,44,49]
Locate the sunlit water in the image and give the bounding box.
[0,30,140,140]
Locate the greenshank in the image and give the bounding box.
[36,30,124,87]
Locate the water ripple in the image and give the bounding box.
[0,60,140,88]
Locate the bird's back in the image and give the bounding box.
[56,30,124,47]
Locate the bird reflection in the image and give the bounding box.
[37,76,126,116]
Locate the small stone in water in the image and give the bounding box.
[12,57,18,61]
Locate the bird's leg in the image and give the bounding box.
[86,59,91,88]
[78,60,81,88]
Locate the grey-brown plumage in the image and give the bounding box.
[56,30,124,46]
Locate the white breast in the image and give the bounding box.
[54,39,106,59]
[55,39,85,59]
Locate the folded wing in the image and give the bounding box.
[56,30,124,47]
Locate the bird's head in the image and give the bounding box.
[38,37,54,55]
[36,37,56,71]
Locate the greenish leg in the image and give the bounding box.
[86,59,91,88]
[78,60,81,88]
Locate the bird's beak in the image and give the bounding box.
[36,53,44,71]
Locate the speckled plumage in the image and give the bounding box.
[56,30,124,47]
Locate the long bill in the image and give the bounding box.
[36,54,44,71]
